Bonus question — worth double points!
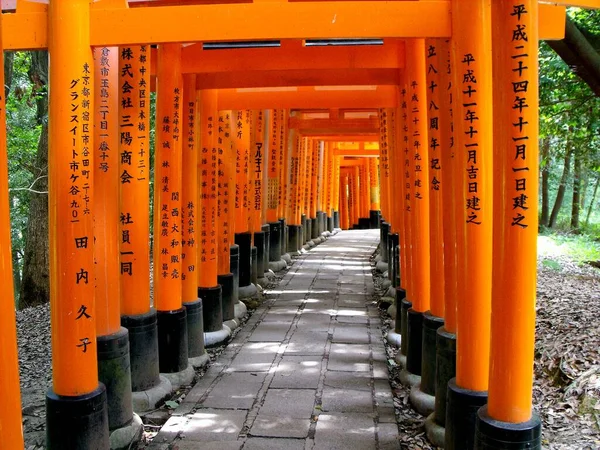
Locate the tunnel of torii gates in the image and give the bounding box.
[0,0,595,449]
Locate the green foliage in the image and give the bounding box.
[5,51,43,286]
[542,259,562,271]
[539,9,600,235]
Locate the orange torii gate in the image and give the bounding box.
[0,0,591,449]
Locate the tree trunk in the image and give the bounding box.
[549,143,572,229]
[540,137,551,228]
[4,51,14,99]
[571,151,582,230]
[19,51,49,309]
[580,168,589,213]
[585,175,600,227]
[5,52,17,305]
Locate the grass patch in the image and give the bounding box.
[538,231,600,265]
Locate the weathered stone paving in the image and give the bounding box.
[149,229,399,449]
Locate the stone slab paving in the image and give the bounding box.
[150,229,400,450]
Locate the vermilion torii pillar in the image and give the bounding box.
[446,0,493,447]
[0,8,24,446]
[234,110,258,299]
[401,38,432,391]
[397,85,413,356]
[340,169,350,230]
[377,109,391,274]
[368,157,380,228]
[309,140,320,241]
[251,110,269,286]
[118,45,170,413]
[93,45,140,439]
[299,137,310,244]
[46,1,109,447]
[286,129,303,252]
[409,38,446,417]
[153,44,195,387]
[198,90,228,346]
[333,154,342,229]
[316,140,326,236]
[278,110,292,264]
[357,158,370,229]
[382,103,403,348]
[266,109,287,271]
[217,109,245,329]
[476,1,542,448]
[425,38,458,447]
[181,75,211,364]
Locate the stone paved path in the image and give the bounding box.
[149,229,399,450]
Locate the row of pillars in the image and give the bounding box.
[378,1,540,449]
[339,156,381,230]
[0,3,375,448]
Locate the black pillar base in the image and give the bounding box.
[301,214,307,244]
[380,221,389,263]
[305,218,312,244]
[288,224,301,253]
[97,327,133,430]
[254,231,266,276]
[218,273,235,321]
[157,308,189,373]
[445,378,488,450]
[311,217,319,239]
[358,217,370,229]
[393,242,400,288]
[122,309,160,392]
[475,406,542,450]
[199,285,223,333]
[388,233,399,283]
[369,210,381,229]
[262,223,271,274]
[235,232,252,287]
[434,327,456,426]
[421,312,444,396]
[317,211,325,234]
[395,288,406,334]
[327,215,334,232]
[406,308,424,375]
[183,298,205,358]
[230,245,240,304]
[46,384,109,450]
[269,222,282,261]
[333,210,340,228]
[400,298,413,358]
[251,246,258,284]
[279,218,287,254]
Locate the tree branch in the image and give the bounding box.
[9,174,48,194]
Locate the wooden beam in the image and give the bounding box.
[310,135,379,142]
[196,68,400,89]
[1,2,566,50]
[216,86,398,110]
[334,148,380,157]
[290,117,380,133]
[340,159,366,167]
[539,4,567,41]
[181,39,404,73]
[2,1,451,49]
[90,1,452,45]
[540,0,599,9]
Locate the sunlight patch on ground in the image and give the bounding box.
[538,235,565,258]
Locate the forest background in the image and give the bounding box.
[5,8,600,309]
